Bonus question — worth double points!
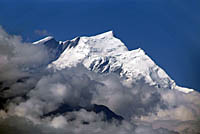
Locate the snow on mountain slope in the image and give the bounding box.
[33,36,55,45]
[34,31,193,93]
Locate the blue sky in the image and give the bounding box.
[0,0,199,90]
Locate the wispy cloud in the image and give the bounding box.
[34,29,49,36]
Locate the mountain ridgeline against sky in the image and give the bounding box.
[34,31,194,93]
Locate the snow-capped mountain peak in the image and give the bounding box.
[74,30,128,55]
[92,30,114,38]
[33,31,194,93]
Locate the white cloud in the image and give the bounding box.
[0,26,199,134]
[51,116,67,128]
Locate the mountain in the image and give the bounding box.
[43,104,123,122]
[33,31,193,93]
[33,36,67,62]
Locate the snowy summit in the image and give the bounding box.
[33,31,194,93]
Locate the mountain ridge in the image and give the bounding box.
[33,31,194,93]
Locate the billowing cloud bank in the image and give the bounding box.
[0,26,199,134]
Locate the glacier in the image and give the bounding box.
[34,31,193,93]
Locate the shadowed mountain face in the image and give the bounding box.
[33,37,67,63]
[44,104,123,122]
